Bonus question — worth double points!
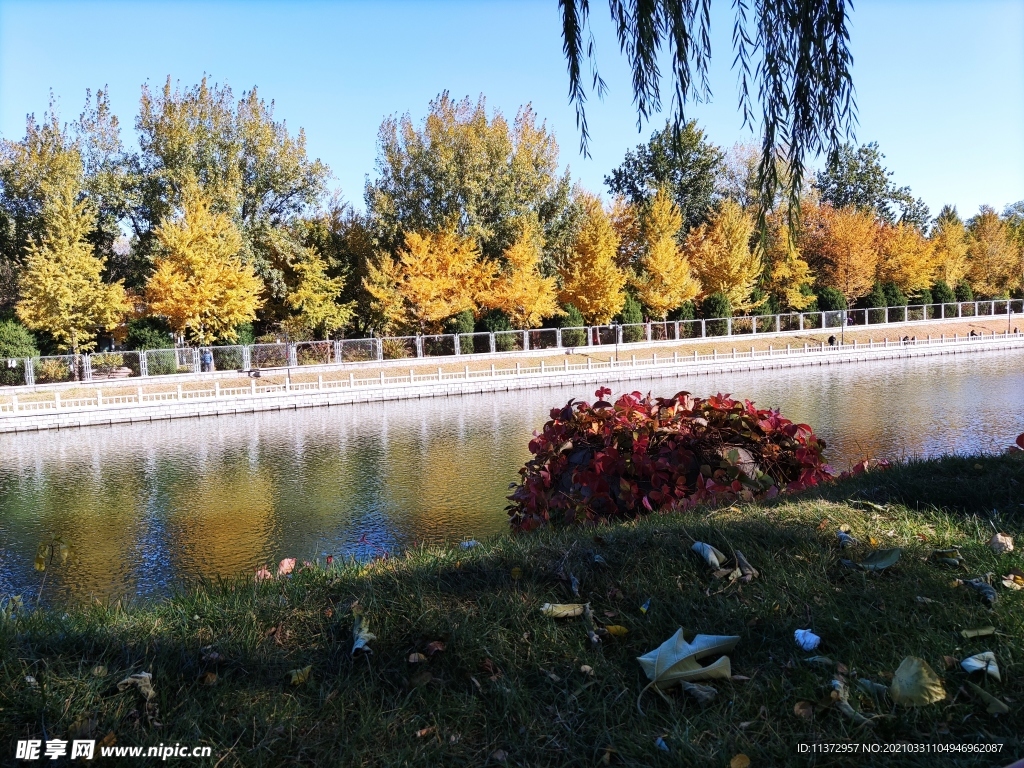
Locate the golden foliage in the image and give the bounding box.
[558,195,626,324]
[967,207,1019,297]
[609,196,643,271]
[801,204,879,302]
[759,215,815,311]
[147,181,264,344]
[16,179,129,355]
[684,200,762,312]
[286,247,354,337]
[929,217,970,287]
[367,230,495,334]
[484,218,562,327]
[632,190,700,318]
[876,223,936,295]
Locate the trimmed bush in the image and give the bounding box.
[932,281,955,305]
[700,292,731,336]
[126,317,173,351]
[616,294,644,342]
[555,304,587,346]
[881,281,907,308]
[478,309,516,351]
[507,388,833,532]
[669,301,696,322]
[0,320,37,386]
[955,281,974,303]
[816,286,847,312]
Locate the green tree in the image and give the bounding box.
[816,287,847,312]
[700,292,732,335]
[0,319,38,357]
[932,280,955,305]
[366,93,574,269]
[605,121,723,232]
[16,179,130,357]
[955,280,974,303]
[615,293,645,341]
[815,143,929,229]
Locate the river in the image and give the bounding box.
[1,348,1022,603]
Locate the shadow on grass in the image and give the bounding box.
[2,481,1022,767]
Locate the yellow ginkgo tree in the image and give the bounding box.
[285,247,354,338]
[16,179,130,358]
[484,217,562,327]
[631,189,700,319]
[684,199,763,312]
[146,181,264,344]
[559,194,626,325]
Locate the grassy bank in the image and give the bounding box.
[2,455,1022,767]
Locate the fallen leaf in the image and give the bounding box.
[817,518,830,531]
[198,672,217,686]
[988,533,1013,555]
[857,548,902,572]
[425,641,446,656]
[794,629,821,651]
[510,567,522,580]
[97,732,116,749]
[1002,574,1024,590]
[409,670,432,688]
[793,701,814,721]
[965,681,1010,715]
[24,675,39,689]
[277,558,296,577]
[958,578,998,606]
[254,566,273,582]
[734,551,759,583]
[868,536,879,547]
[91,665,107,677]
[636,629,740,711]
[680,680,717,705]
[351,607,376,656]
[961,652,1000,681]
[580,665,594,676]
[915,596,936,604]
[730,754,751,768]
[489,748,508,763]
[961,626,996,639]
[604,625,629,637]
[288,665,311,685]
[408,653,427,664]
[116,672,155,700]
[942,655,958,670]
[654,736,669,752]
[540,603,584,618]
[692,542,726,569]
[889,657,946,707]
[415,726,435,738]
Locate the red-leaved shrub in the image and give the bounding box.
[507,388,833,532]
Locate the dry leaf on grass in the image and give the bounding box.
[351,606,376,656]
[730,754,751,768]
[793,701,815,721]
[961,652,1000,681]
[116,672,155,700]
[692,542,726,569]
[988,532,1014,555]
[636,629,739,712]
[288,666,311,685]
[408,653,427,664]
[889,657,945,707]
[965,681,1010,715]
[680,681,717,705]
[198,672,217,686]
[540,603,584,618]
[961,626,996,639]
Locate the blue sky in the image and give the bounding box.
[1,0,1022,219]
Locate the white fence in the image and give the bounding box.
[2,299,1022,388]
[2,330,1021,416]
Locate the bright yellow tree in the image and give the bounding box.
[967,206,1019,296]
[608,195,643,271]
[759,215,815,310]
[362,252,407,334]
[285,247,354,337]
[631,189,700,318]
[484,217,562,327]
[683,199,762,311]
[370,230,494,334]
[147,181,264,344]
[801,204,879,303]
[16,179,129,357]
[559,194,626,324]
[876,222,935,295]
[930,216,970,287]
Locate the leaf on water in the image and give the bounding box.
[988,532,1014,555]
[288,665,311,685]
[540,603,584,618]
[636,628,740,711]
[961,626,996,639]
[961,652,1000,681]
[965,681,1010,715]
[680,680,717,705]
[889,657,946,707]
[730,754,751,768]
[408,653,427,664]
[277,558,296,577]
[692,542,726,569]
[604,625,629,637]
[117,672,156,700]
[793,701,814,721]
[857,548,902,572]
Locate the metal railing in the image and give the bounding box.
[3,299,1022,388]
[1,329,1020,416]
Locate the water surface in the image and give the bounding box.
[2,349,1022,603]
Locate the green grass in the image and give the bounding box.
[1,455,1022,767]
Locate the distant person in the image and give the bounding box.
[902,336,909,344]
[827,335,836,347]
[201,348,214,373]
[970,330,978,337]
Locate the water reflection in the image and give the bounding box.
[1,349,1022,603]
